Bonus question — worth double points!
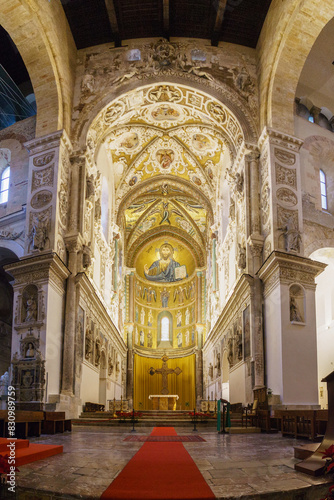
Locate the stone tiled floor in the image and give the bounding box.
[10,426,333,499]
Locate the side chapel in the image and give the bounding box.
[0,0,334,418]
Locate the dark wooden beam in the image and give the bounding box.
[163,0,170,40]
[104,0,121,47]
[211,0,227,46]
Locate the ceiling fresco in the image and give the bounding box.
[94,83,241,271]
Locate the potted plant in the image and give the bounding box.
[320,444,334,500]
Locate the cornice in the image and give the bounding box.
[258,127,304,153]
[133,346,198,359]
[5,252,70,280]
[24,129,73,155]
[257,250,327,297]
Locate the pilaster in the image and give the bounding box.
[24,130,73,262]
[258,128,304,261]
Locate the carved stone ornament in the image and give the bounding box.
[33,152,55,167]
[275,163,297,189]
[274,148,296,166]
[0,229,23,240]
[28,207,51,252]
[31,190,52,209]
[148,85,182,103]
[276,187,298,207]
[95,338,101,366]
[32,165,54,191]
[277,206,301,252]
[85,328,93,361]
[58,182,68,227]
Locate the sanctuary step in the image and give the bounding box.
[73,410,217,428]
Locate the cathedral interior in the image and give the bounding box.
[0,0,334,423]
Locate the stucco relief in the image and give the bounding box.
[276,187,298,207]
[274,148,296,165]
[31,165,54,191]
[32,152,55,167]
[28,207,52,252]
[30,190,52,209]
[275,163,297,189]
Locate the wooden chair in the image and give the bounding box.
[242,399,258,428]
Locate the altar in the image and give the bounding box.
[148,394,179,411]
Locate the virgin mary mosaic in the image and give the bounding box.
[144,243,187,282]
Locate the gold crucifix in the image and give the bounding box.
[148,354,182,395]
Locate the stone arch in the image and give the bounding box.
[73,77,258,150]
[259,0,334,134]
[0,0,76,136]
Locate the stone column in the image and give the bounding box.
[196,326,204,408]
[247,151,261,235]
[61,237,80,395]
[251,277,265,389]
[126,327,134,409]
[61,154,85,396]
[246,151,264,274]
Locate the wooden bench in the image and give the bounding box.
[0,410,44,439]
[42,411,72,434]
[273,410,328,440]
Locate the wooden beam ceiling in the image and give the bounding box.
[104,0,121,47]
[211,0,227,46]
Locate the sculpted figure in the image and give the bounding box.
[85,328,93,360]
[95,338,101,366]
[25,297,37,322]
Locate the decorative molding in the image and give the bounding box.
[257,251,326,297]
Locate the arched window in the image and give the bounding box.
[161,317,169,341]
[320,169,327,210]
[0,166,10,203]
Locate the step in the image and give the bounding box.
[294,443,320,460]
[0,438,29,452]
[228,426,261,434]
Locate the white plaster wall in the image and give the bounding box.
[45,284,65,397]
[81,363,99,404]
[312,249,334,408]
[281,284,318,406]
[229,363,246,404]
[264,286,283,397]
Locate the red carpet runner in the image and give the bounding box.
[101,427,215,500]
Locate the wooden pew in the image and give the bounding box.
[0,410,44,438]
[42,411,72,434]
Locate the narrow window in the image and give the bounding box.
[0,166,10,203]
[161,316,169,341]
[320,169,327,210]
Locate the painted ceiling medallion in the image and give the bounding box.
[120,132,139,150]
[192,134,212,151]
[151,105,180,121]
[156,149,175,169]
